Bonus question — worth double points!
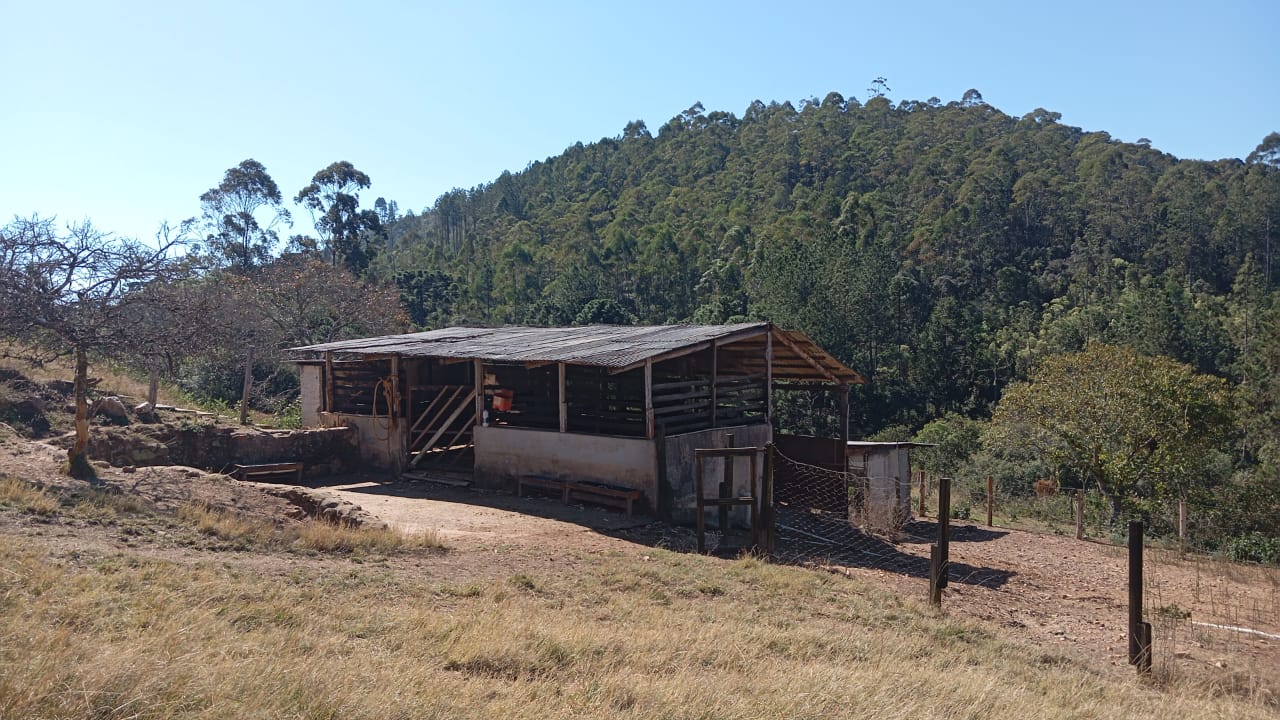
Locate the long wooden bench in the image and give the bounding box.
[231,462,304,484]
[517,474,569,502]
[565,481,643,518]
[517,475,644,518]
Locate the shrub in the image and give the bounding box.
[1223,533,1280,565]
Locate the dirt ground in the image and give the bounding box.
[1,418,1275,697]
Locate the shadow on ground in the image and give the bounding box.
[306,475,1014,589]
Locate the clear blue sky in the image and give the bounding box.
[3,0,1276,244]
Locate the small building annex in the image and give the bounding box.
[288,323,862,521]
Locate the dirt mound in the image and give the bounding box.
[0,368,69,438]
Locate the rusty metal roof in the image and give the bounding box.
[289,323,863,384]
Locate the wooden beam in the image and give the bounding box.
[526,360,558,369]
[644,359,655,439]
[770,329,838,383]
[324,352,334,413]
[558,362,568,433]
[609,341,710,375]
[474,359,484,425]
[765,330,773,424]
[390,355,400,422]
[709,344,718,429]
[839,382,850,470]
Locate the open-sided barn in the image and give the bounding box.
[289,323,862,521]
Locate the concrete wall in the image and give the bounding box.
[660,424,771,526]
[300,364,323,427]
[320,412,406,473]
[473,425,658,503]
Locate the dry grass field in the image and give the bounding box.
[0,356,1275,718]
[1,468,1277,720]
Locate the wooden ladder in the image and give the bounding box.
[408,385,477,467]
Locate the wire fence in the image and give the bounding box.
[1143,542,1280,697]
[912,471,1280,697]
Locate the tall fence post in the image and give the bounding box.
[719,433,735,532]
[1075,490,1085,540]
[918,471,927,518]
[986,475,994,527]
[239,346,255,426]
[929,477,952,607]
[762,444,776,555]
[1178,499,1187,557]
[1128,520,1152,674]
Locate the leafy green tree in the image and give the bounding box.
[295,161,382,273]
[986,345,1233,523]
[198,159,291,271]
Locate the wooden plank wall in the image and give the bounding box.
[329,359,392,415]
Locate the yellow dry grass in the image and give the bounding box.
[176,502,445,554]
[0,529,1274,719]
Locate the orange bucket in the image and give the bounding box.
[492,389,514,412]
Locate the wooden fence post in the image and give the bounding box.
[1075,490,1085,540]
[1128,520,1152,674]
[1178,499,1187,557]
[762,444,776,555]
[918,471,926,518]
[986,475,994,527]
[239,346,254,425]
[719,433,735,532]
[929,477,952,606]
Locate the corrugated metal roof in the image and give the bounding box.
[289,323,865,384]
[290,323,767,366]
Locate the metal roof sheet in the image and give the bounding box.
[290,323,766,367]
[289,323,864,384]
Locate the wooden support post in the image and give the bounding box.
[762,444,776,554]
[148,364,159,406]
[709,344,718,428]
[644,359,655,439]
[1076,490,1085,540]
[695,453,706,553]
[558,362,568,433]
[390,355,400,423]
[239,346,254,425]
[929,544,944,607]
[473,359,484,425]
[764,330,773,424]
[937,477,951,590]
[919,471,926,518]
[1128,520,1151,673]
[838,383,850,471]
[986,475,994,527]
[324,352,334,413]
[719,433,735,533]
[1178,499,1187,557]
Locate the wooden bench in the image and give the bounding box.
[517,474,569,502]
[517,475,644,517]
[565,481,643,518]
[231,462,304,484]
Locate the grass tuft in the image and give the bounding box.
[0,476,60,516]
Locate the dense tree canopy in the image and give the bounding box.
[986,345,1233,522]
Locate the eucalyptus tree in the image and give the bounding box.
[295,161,382,273]
[198,159,291,271]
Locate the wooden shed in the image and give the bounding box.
[289,323,862,521]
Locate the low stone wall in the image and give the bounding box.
[70,423,359,478]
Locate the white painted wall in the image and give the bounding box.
[300,364,323,427]
[474,425,659,501]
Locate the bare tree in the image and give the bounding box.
[0,216,187,476]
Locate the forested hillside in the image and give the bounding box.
[5,89,1277,548]
[374,92,1279,438]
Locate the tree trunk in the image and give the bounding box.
[69,346,92,477]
